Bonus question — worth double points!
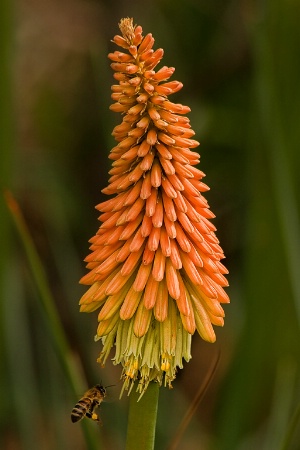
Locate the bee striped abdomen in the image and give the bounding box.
[71,398,92,423]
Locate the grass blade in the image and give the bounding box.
[4,190,102,450]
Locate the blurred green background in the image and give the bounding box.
[1,0,300,449]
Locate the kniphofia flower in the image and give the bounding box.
[79,18,229,396]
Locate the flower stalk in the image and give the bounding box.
[125,381,159,450]
[79,17,229,397]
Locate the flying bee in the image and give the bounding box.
[71,384,113,424]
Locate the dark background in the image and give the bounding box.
[1,0,300,449]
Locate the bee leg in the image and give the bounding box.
[87,402,102,425]
[89,412,102,426]
[86,405,97,421]
[91,408,103,426]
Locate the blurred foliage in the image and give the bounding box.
[1,0,300,449]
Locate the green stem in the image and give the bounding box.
[126,382,159,450]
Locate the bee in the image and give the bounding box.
[71,384,108,424]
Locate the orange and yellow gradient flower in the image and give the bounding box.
[79,18,229,396]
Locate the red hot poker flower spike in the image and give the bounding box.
[79,18,229,397]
